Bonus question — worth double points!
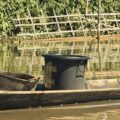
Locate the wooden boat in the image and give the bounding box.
[0,88,120,110]
[0,77,120,110]
[0,72,39,91]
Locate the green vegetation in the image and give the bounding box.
[0,0,119,37]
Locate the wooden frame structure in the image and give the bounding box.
[13,11,120,38]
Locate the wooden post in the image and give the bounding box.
[97,0,102,71]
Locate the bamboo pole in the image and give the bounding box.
[97,0,102,71]
[13,13,120,21]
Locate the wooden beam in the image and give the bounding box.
[13,13,120,21]
[86,71,120,79]
[12,35,120,45]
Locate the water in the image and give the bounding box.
[0,100,120,120]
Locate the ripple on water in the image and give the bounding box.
[47,109,120,120]
[0,101,120,120]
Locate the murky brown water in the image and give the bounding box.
[0,100,120,120]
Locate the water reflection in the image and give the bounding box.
[47,109,120,120]
[0,43,43,76]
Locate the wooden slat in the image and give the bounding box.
[12,35,120,45]
[86,71,120,79]
[13,13,120,21]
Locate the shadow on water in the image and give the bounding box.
[0,100,120,120]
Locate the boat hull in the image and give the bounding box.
[0,72,38,91]
[0,88,120,110]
